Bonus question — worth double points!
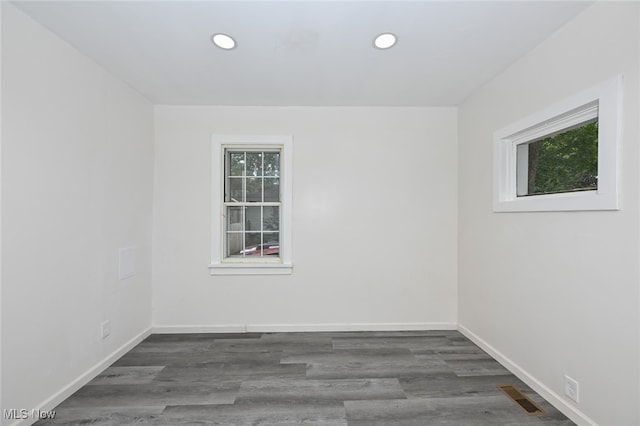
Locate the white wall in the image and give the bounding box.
[0,2,4,418]
[458,3,639,426]
[153,106,458,331]
[1,4,154,423]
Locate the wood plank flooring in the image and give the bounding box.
[35,331,575,425]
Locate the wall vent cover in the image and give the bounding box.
[497,384,545,416]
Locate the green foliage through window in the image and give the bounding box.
[519,120,598,196]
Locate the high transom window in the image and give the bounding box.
[516,113,598,197]
[493,76,621,212]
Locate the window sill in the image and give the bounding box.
[209,262,293,276]
[493,189,618,212]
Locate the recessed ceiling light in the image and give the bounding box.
[211,33,236,50]
[374,32,397,50]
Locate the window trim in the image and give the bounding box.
[493,75,622,212]
[210,135,293,275]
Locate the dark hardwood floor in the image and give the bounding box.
[36,331,574,425]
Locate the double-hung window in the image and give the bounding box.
[210,135,293,275]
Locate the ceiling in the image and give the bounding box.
[11,1,592,106]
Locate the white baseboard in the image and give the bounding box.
[152,322,457,334]
[457,324,598,426]
[246,322,457,332]
[152,324,247,333]
[8,327,152,426]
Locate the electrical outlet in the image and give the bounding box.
[101,320,111,339]
[564,374,579,403]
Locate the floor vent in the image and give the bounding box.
[497,384,545,416]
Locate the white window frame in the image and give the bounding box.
[493,75,622,212]
[209,135,293,275]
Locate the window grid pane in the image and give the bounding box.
[226,151,281,204]
[224,206,281,257]
[224,148,281,259]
